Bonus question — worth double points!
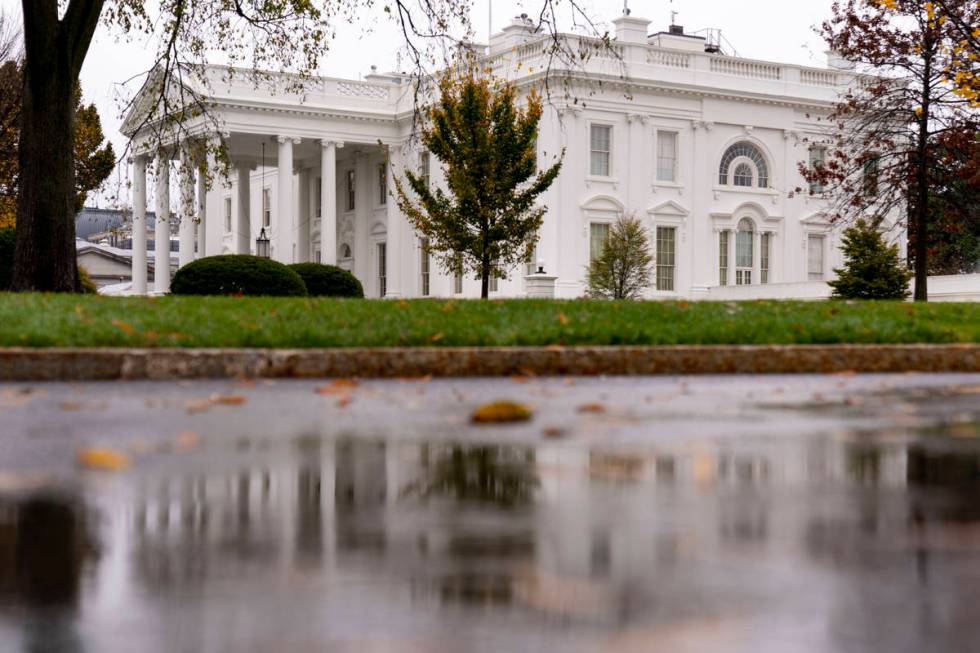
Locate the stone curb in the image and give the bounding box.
[0,345,978,381]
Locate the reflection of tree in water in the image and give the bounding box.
[0,493,97,653]
[421,445,539,507]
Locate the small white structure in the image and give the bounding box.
[123,13,901,299]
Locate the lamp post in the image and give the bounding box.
[255,228,270,258]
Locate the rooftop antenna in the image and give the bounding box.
[488,0,492,43]
[623,0,630,16]
[671,10,679,25]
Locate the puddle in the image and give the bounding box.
[2,375,980,651]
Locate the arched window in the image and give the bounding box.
[735,218,754,285]
[719,142,769,188]
[733,163,754,187]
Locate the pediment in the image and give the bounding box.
[647,200,689,217]
[581,194,625,213]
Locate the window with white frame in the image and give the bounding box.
[378,162,387,205]
[224,197,232,232]
[488,260,499,293]
[863,154,879,196]
[733,163,754,187]
[525,239,540,276]
[420,237,430,296]
[346,169,356,211]
[589,222,610,262]
[376,242,387,297]
[719,142,769,188]
[316,177,322,218]
[808,147,826,194]
[590,125,611,177]
[453,254,463,294]
[735,218,754,285]
[656,226,676,291]
[808,234,825,281]
[719,230,730,286]
[262,189,271,227]
[760,232,771,284]
[656,131,677,182]
[420,151,430,188]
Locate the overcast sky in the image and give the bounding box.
[0,0,833,207]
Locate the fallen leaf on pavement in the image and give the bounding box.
[175,431,201,451]
[472,401,533,424]
[77,447,130,471]
[543,427,567,439]
[577,403,607,414]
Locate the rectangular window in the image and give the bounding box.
[863,154,879,196]
[378,162,387,205]
[316,177,322,218]
[377,242,387,297]
[808,234,825,281]
[489,265,498,293]
[420,151,431,188]
[808,147,825,194]
[761,232,771,284]
[262,189,271,227]
[224,197,232,233]
[590,125,611,177]
[314,249,321,263]
[420,238,430,296]
[346,169,356,211]
[590,222,610,262]
[454,255,463,294]
[719,230,729,286]
[656,131,677,182]
[656,226,676,291]
[526,241,539,276]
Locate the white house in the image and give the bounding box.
[123,13,886,299]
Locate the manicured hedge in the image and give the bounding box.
[171,255,308,297]
[288,262,364,298]
[0,227,13,290]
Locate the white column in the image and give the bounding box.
[320,140,341,265]
[178,149,195,268]
[297,167,311,263]
[236,163,251,254]
[131,156,148,295]
[154,154,171,293]
[277,135,300,263]
[196,156,207,259]
[384,145,403,298]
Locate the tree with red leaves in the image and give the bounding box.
[802,0,979,301]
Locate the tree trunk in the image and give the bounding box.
[11,0,104,292]
[480,252,490,299]
[912,41,933,302]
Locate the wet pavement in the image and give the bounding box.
[1,373,980,652]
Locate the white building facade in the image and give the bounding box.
[124,14,877,299]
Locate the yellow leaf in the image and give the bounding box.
[472,400,533,424]
[77,447,130,471]
[558,312,569,326]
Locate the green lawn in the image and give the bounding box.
[0,293,977,348]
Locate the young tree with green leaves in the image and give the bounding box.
[585,214,653,300]
[394,70,563,299]
[829,218,912,300]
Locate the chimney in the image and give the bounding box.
[612,14,651,44]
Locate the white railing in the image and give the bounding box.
[801,69,839,87]
[335,81,390,100]
[709,57,782,81]
[647,49,691,69]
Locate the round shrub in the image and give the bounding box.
[288,262,364,298]
[0,227,14,290]
[171,255,308,297]
[78,266,98,294]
